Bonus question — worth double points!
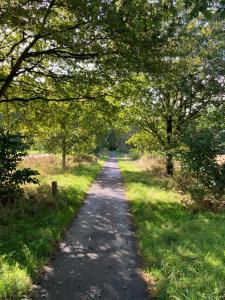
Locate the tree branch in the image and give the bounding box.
[0,94,109,103]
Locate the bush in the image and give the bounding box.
[0,130,39,203]
[177,127,225,207]
[129,149,141,160]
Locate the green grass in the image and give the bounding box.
[119,158,225,300]
[27,150,43,155]
[0,159,105,299]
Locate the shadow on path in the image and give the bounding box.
[34,156,148,300]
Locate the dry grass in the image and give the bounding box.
[21,154,68,175]
[138,154,181,178]
[138,155,166,175]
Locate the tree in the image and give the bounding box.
[1,0,220,105]
[117,7,224,175]
[0,0,120,104]
[176,109,225,206]
[42,102,95,168]
[0,130,39,203]
[0,0,224,177]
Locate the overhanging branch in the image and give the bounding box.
[0,94,110,103]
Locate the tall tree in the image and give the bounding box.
[0,0,120,103]
[116,6,224,175]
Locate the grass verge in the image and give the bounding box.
[119,157,225,300]
[0,156,106,299]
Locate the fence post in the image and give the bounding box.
[52,181,58,197]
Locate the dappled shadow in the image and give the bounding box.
[33,157,148,300]
[123,168,172,190]
[0,184,85,275]
[135,200,225,294]
[0,156,113,299]
[122,166,225,298]
[0,160,104,298]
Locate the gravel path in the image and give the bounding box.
[34,155,148,300]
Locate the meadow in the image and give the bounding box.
[119,155,225,299]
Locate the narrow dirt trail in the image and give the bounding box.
[34,155,148,300]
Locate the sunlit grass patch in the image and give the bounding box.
[119,158,225,299]
[0,259,32,300]
[0,156,106,299]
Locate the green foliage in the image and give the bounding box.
[40,101,113,165]
[115,4,224,174]
[129,148,141,160]
[0,259,32,300]
[119,158,225,299]
[0,130,39,203]
[106,129,120,151]
[127,131,161,153]
[0,0,119,103]
[177,126,225,205]
[0,0,224,177]
[0,0,224,297]
[5,99,115,167]
[0,158,105,299]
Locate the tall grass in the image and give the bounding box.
[119,156,225,299]
[0,155,105,299]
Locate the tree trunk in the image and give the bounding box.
[166,116,174,176]
[62,149,66,169]
[62,136,66,169]
[0,35,40,99]
[166,152,174,175]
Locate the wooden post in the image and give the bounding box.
[52,181,58,197]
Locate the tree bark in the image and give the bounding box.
[62,136,66,169]
[166,152,174,176]
[166,116,174,175]
[0,35,40,99]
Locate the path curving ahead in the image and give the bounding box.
[34,155,148,300]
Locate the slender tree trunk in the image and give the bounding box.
[166,116,174,176]
[62,148,66,169]
[62,136,66,169]
[166,152,173,175]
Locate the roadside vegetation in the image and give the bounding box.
[0,1,224,299]
[119,154,225,299]
[0,154,105,299]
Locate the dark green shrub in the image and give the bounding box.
[177,127,225,206]
[0,130,39,203]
